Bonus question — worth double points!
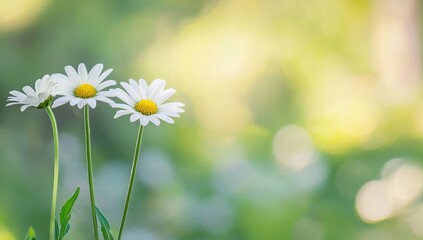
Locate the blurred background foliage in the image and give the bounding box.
[1,0,423,239]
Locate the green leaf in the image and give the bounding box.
[96,207,114,240]
[58,186,80,240]
[55,220,59,240]
[64,223,70,235]
[101,227,110,240]
[25,226,36,240]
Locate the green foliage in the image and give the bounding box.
[25,226,36,240]
[95,207,115,240]
[55,186,80,240]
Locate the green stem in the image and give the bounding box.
[118,124,144,240]
[84,106,99,240]
[45,107,59,240]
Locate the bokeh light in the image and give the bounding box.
[273,125,316,171]
[356,159,423,224]
[356,180,394,223]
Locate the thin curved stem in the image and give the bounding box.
[118,124,144,240]
[45,106,59,240]
[84,106,99,240]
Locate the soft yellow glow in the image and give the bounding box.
[0,226,16,240]
[305,76,381,153]
[134,0,269,143]
[135,99,158,116]
[414,105,423,138]
[273,125,315,171]
[0,0,50,32]
[356,180,394,223]
[74,83,97,99]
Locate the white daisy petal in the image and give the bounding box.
[77,99,86,109]
[22,86,36,96]
[37,92,50,103]
[20,105,31,112]
[55,90,72,95]
[70,98,80,106]
[94,95,115,105]
[6,102,21,107]
[97,80,116,91]
[121,81,140,101]
[65,65,80,83]
[112,88,136,105]
[147,79,166,98]
[78,63,88,82]
[52,77,75,89]
[148,116,160,126]
[139,79,148,99]
[158,109,180,118]
[9,90,26,98]
[52,96,72,108]
[160,102,185,108]
[34,79,41,92]
[23,96,40,107]
[97,90,115,97]
[154,88,176,104]
[111,103,134,110]
[87,99,97,108]
[129,79,141,99]
[88,64,103,81]
[140,115,149,126]
[92,68,113,86]
[160,106,185,113]
[114,110,133,119]
[40,75,51,90]
[155,113,175,124]
[51,73,69,82]
[130,113,140,122]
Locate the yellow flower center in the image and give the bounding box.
[135,99,158,115]
[74,83,97,99]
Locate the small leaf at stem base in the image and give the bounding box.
[96,207,115,240]
[25,226,36,240]
[57,186,80,240]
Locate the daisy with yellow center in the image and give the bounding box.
[50,63,116,240]
[111,79,184,126]
[51,63,116,109]
[110,78,184,240]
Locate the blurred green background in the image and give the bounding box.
[1,0,423,239]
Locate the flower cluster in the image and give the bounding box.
[7,63,185,240]
[7,63,185,125]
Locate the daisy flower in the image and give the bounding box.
[6,74,57,111]
[51,63,116,109]
[111,79,185,126]
[6,73,61,240]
